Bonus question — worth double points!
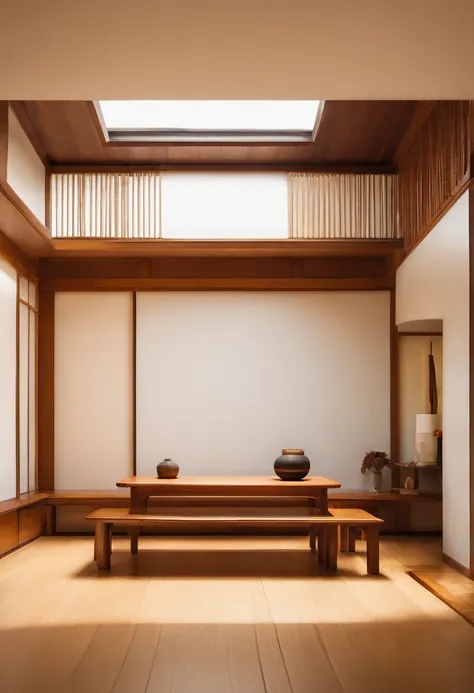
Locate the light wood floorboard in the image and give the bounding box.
[0,535,473,693]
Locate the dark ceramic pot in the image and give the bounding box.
[274,449,310,481]
[156,458,179,479]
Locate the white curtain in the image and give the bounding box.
[288,173,399,239]
[50,172,161,239]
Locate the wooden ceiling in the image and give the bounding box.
[12,100,418,171]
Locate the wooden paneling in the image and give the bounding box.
[9,101,49,165]
[18,504,44,544]
[38,254,395,291]
[0,511,18,556]
[38,289,54,490]
[312,101,417,165]
[398,101,470,255]
[17,100,415,169]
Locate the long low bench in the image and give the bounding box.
[86,507,383,574]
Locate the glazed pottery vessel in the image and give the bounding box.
[156,458,179,479]
[274,449,310,481]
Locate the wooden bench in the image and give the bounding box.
[86,507,383,574]
[325,508,384,574]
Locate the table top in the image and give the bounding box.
[117,475,341,492]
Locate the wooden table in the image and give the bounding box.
[116,475,341,562]
[117,475,341,514]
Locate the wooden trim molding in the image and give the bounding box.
[132,292,137,476]
[49,163,397,175]
[469,183,474,577]
[88,101,109,145]
[390,290,400,489]
[39,276,394,292]
[0,229,38,278]
[37,289,54,491]
[0,101,8,181]
[0,180,52,256]
[443,552,473,580]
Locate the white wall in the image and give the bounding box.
[55,293,134,489]
[399,336,443,464]
[0,257,17,501]
[7,106,45,223]
[396,192,470,568]
[137,291,391,490]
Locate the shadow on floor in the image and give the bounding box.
[74,546,386,579]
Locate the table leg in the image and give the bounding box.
[366,525,380,575]
[130,488,148,514]
[318,490,329,565]
[95,522,112,571]
[339,525,349,552]
[348,527,357,552]
[130,527,139,554]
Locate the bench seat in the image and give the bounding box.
[86,507,383,574]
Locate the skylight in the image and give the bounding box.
[98,100,321,143]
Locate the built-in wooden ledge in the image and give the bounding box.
[0,180,51,256]
[0,491,49,516]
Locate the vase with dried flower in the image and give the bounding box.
[361,451,391,492]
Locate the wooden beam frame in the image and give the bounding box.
[0,101,8,181]
[469,183,474,577]
[37,289,54,491]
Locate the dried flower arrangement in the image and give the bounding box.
[360,451,391,474]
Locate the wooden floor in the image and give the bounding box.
[0,535,473,693]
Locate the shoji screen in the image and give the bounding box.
[136,292,390,490]
[0,257,17,501]
[161,173,288,239]
[55,293,133,489]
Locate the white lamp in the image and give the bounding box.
[415,414,438,466]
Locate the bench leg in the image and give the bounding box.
[366,525,380,575]
[326,525,338,571]
[95,522,112,571]
[309,528,316,552]
[130,527,139,555]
